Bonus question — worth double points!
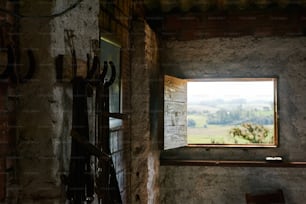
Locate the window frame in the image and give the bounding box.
[163,75,279,150]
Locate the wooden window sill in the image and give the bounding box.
[160,159,306,167]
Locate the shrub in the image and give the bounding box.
[229,123,270,143]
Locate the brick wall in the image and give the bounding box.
[99,0,132,203]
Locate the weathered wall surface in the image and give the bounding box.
[17,1,60,203]
[130,20,160,204]
[51,0,99,58]
[11,0,133,203]
[160,37,306,203]
[146,22,161,204]
[160,166,306,204]
[15,0,99,203]
[50,1,100,201]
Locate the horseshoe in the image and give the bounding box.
[103,61,116,88]
[0,45,35,84]
[19,49,35,83]
[85,56,116,88]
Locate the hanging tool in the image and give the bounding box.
[65,30,78,78]
[57,35,124,202]
[64,54,112,203]
[95,60,122,204]
[67,76,90,203]
[66,30,95,203]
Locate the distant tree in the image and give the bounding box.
[206,106,274,126]
[207,109,233,125]
[188,118,196,127]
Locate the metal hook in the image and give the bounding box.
[100,61,108,84]
[64,30,77,78]
[0,45,35,84]
[86,55,100,83]
[64,30,75,54]
[85,58,113,87]
[55,52,117,88]
[103,61,116,88]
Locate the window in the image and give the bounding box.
[164,75,278,150]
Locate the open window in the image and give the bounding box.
[164,75,278,150]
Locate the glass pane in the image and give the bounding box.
[187,78,278,147]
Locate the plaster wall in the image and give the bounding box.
[50,1,99,202]
[160,37,306,203]
[14,0,99,203]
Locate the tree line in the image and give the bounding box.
[207,108,273,125]
[188,107,273,128]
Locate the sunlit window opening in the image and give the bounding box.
[187,78,278,147]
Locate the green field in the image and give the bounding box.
[187,114,274,145]
[188,125,249,144]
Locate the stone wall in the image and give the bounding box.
[17,1,60,203]
[160,166,306,204]
[13,0,100,203]
[160,37,306,203]
[130,20,160,204]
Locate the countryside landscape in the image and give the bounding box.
[187,80,276,145]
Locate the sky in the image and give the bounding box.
[187,80,275,102]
